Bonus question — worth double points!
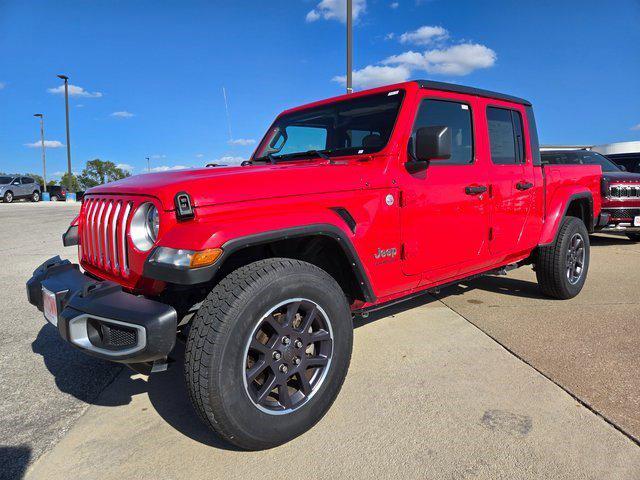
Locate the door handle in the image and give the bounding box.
[465,185,488,195]
[516,181,534,191]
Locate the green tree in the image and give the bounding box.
[61,172,81,192]
[78,159,130,190]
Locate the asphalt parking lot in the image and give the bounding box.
[2,202,639,479]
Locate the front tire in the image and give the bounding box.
[626,233,640,242]
[3,191,13,203]
[32,191,40,202]
[185,258,353,450]
[536,216,590,299]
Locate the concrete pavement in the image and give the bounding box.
[0,202,122,480]
[25,300,640,479]
[2,202,639,479]
[436,233,640,443]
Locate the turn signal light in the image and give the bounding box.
[189,248,223,268]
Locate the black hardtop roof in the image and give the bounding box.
[415,80,532,107]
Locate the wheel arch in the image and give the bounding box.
[146,223,376,305]
[214,224,375,304]
[539,191,594,247]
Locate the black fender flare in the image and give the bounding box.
[144,223,376,303]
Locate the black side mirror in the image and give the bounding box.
[416,126,451,161]
[619,165,627,172]
[405,126,451,173]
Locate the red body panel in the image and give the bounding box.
[78,81,601,308]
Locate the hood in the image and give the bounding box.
[602,171,640,183]
[86,159,384,210]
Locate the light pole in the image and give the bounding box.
[57,74,73,192]
[33,114,47,193]
[346,0,353,94]
[146,156,150,172]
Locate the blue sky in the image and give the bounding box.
[1,0,639,179]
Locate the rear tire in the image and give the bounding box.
[626,233,640,242]
[184,258,353,450]
[536,217,590,299]
[50,195,58,202]
[32,191,40,202]
[3,191,13,203]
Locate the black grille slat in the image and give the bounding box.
[609,184,640,199]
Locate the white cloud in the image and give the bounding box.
[306,0,366,23]
[399,25,448,45]
[47,84,103,98]
[116,163,134,172]
[150,165,190,172]
[422,43,496,75]
[0,82,5,90]
[110,111,134,118]
[390,2,399,8]
[385,33,395,41]
[383,43,496,76]
[24,140,65,148]
[150,154,166,159]
[333,65,411,89]
[76,104,85,108]
[195,153,205,158]
[228,138,256,146]
[631,124,640,131]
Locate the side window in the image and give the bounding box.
[277,125,327,155]
[412,99,474,165]
[487,107,525,165]
[22,177,34,184]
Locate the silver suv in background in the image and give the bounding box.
[0,176,42,203]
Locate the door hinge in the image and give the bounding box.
[400,243,407,260]
[489,227,494,241]
[398,190,405,207]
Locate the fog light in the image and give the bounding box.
[150,247,222,268]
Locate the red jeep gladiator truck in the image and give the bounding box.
[27,80,602,449]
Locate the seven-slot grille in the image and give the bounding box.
[81,196,133,277]
[609,184,640,198]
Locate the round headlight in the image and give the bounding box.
[130,202,159,251]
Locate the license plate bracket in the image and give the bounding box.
[634,216,640,227]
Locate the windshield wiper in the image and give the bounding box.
[253,153,278,164]
[302,149,330,160]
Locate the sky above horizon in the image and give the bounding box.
[1,0,639,179]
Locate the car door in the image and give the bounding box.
[12,177,25,197]
[482,103,536,257]
[21,177,35,195]
[400,93,491,284]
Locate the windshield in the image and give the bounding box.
[254,90,405,162]
[541,151,621,172]
[0,176,14,184]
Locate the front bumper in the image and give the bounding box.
[26,256,177,363]
[597,208,640,232]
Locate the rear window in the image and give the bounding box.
[487,107,525,165]
[22,177,35,184]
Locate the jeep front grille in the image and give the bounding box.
[609,184,640,198]
[81,197,133,277]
